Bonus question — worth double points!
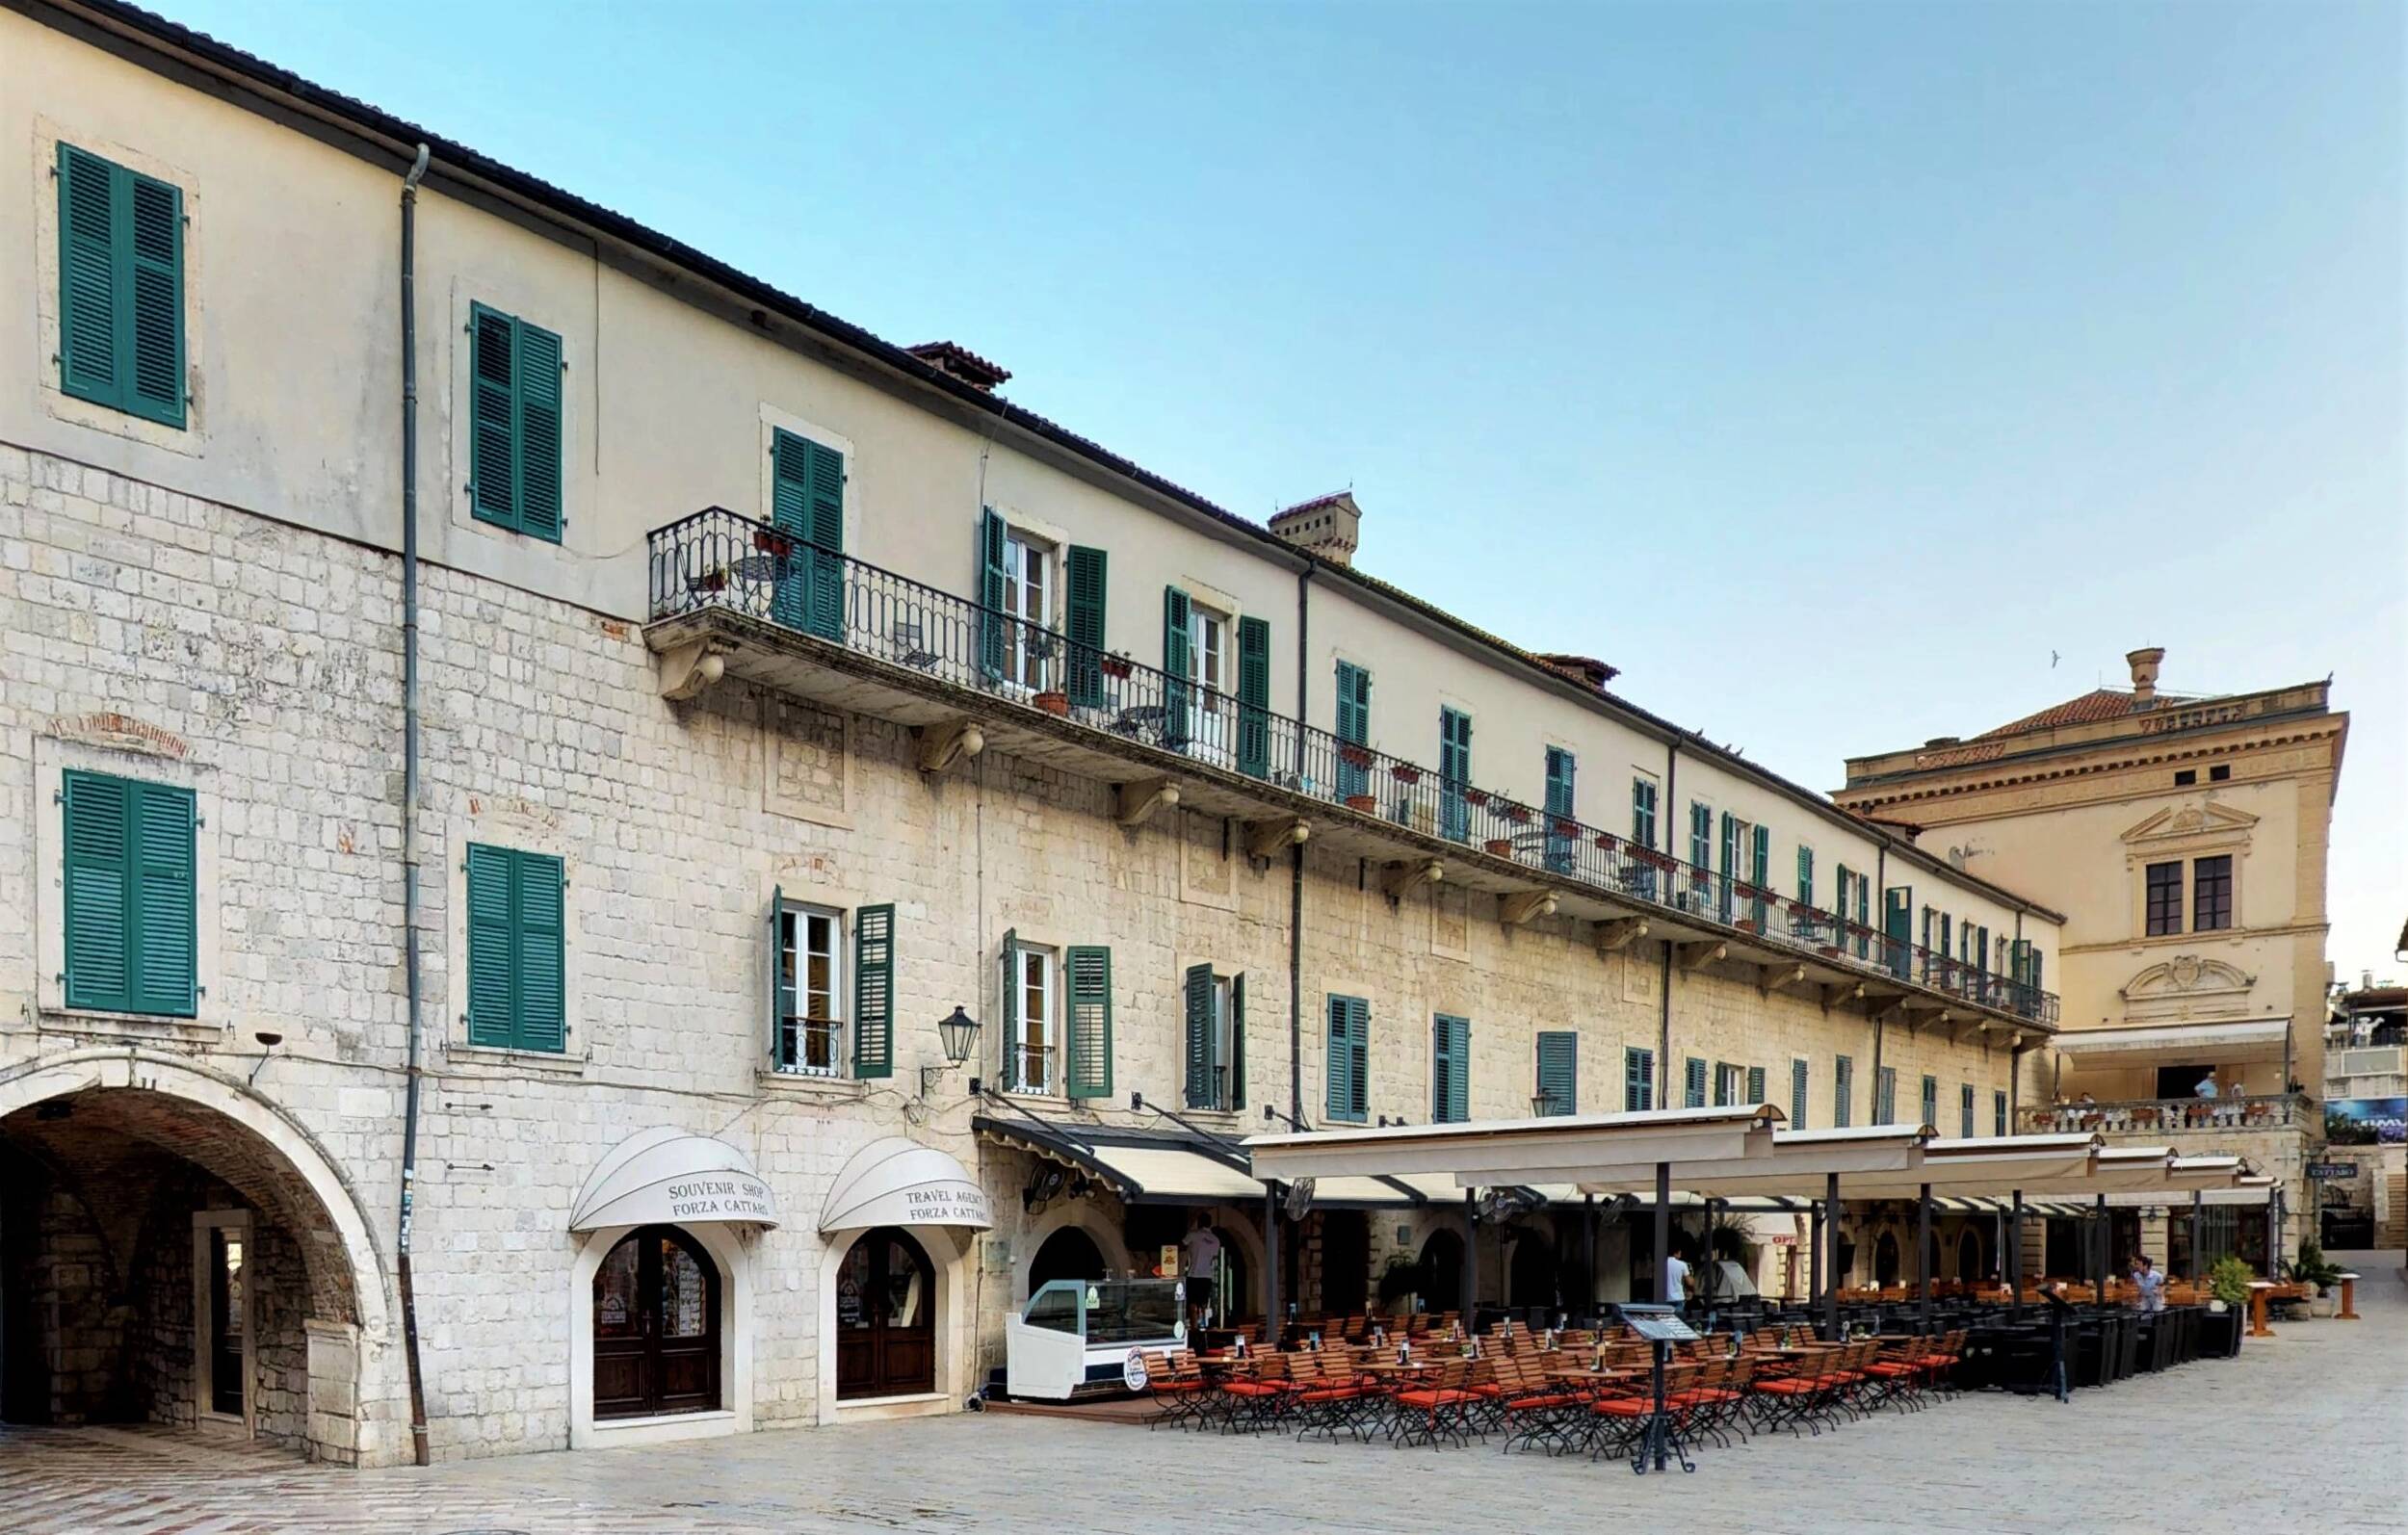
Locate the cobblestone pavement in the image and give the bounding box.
[12,1260,2404,1535]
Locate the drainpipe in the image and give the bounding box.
[1657,741,1679,1082]
[395,142,433,1470]
[1289,563,1312,1129]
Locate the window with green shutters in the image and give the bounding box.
[1713,1061,1739,1107]
[1326,995,1370,1122]
[1536,1031,1577,1116]
[1184,965,1244,1111]
[1063,946,1112,1099]
[1630,777,1658,850]
[1834,1055,1854,1128]
[1688,802,1712,872]
[1874,1066,1898,1125]
[464,843,565,1053]
[1745,1064,1766,1107]
[467,303,564,542]
[1438,709,1471,842]
[1994,1089,2008,1137]
[1162,588,1193,750]
[1624,1047,1654,1111]
[1431,1014,1470,1123]
[1542,748,1576,872]
[769,429,845,637]
[1684,1055,1707,1109]
[1064,544,1110,708]
[1790,1058,1809,1130]
[1920,1074,1937,1129]
[977,507,1009,678]
[56,143,186,429]
[61,769,196,1017]
[851,904,895,1079]
[1334,662,1371,800]
[1235,616,1271,777]
[1960,1082,1976,1138]
[1795,846,1815,907]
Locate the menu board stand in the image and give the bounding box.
[1616,1305,1698,1474]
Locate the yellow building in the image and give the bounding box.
[1836,647,2347,1272]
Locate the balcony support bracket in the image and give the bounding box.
[1677,941,1727,975]
[1381,859,1444,902]
[1593,918,1649,954]
[657,637,730,702]
[1246,818,1312,862]
[1759,964,1808,998]
[1114,778,1180,828]
[1499,890,1557,928]
[913,718,985,775]
[1821,982,1866,1014]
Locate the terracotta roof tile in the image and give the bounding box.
[1976,689,2138,738]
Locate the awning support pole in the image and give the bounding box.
[1463,1187,1479,1328]
[1823,1171,1841,1341]
[1654,1161,1672,1312]
[2191,1188,2205,1284]
[1809,1199,1824,1312]
[2009,1190,2024,1320]
[1584,1192,1597,1328]
[1264,1185,1282,1338]
[1918,1182,1933,1335]
[2095,1191,2108,1302]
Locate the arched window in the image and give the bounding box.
[592,1225,720,1419]
[837,1228,935,1401]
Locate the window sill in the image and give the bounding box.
[756,1069,871,1102]
[441,1041,587,1076]
[35,1008,222,1045]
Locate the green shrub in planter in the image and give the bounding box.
[2208,1256,2255,1310]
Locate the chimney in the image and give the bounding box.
[2127,646,2166,706]
[1269,491,1362,567]
[1535,654,1620,693]
[905,341,1010,394]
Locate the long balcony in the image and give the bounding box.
[2018,1094,2310,1137]
[645,507,2059,1030]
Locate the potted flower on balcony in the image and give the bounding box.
[1462,788,1489,808]
[1391,763,1423,785]
[1552,817,1581,838]
[1484,838,1515,857]
[1033,689,1071,717]
[1593,831,1617,851]
[1344,793,1378,814]
[752,527,795,559]
[1099,652,1135,680]
[1499,802,1531,825]
[1338,743,1374,771]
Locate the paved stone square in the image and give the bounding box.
[10,1263,2404,1535]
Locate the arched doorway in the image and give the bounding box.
[1208,1226,1250,1321]
[0,1059,382,1463]
[1956,1226,1985,1282]
[1873,1232,1901,1288]
[1505,1228,1557,1314]
[591,1225,720,1419]
[1029,1227,1105,1292]
[1417,1229,1463,1313]
[836,1228,934,1400]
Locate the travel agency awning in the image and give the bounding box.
[2049,1016,2292,1069]
[570,1127,780,1231]
[820,1136,993,1236]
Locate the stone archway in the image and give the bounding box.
[0,1051,389,1463]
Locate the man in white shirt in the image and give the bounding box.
[1180,1215,1222,1323]
[1662,1249,1691,1313]
[2130,1255,2166,1314]
[2194,1072,2219,1100]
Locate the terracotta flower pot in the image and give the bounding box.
[1034,690,1070,716]
[1345,793,1377,813]
[1485,839,1513,857]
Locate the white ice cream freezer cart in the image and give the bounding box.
[1004,1278,1187,1400]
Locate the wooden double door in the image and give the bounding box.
[592,1225,720,1419]
[836,1227,934,1400]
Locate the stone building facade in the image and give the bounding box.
[0,1,2065,1466]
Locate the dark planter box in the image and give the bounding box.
[2199,1309,2243,1359]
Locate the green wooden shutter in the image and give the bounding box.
[1439,708,1471,842]
[1833,865,1851,947]
[470,306,518,528]
[1334,662,1370,799]
[851,904,895,1078]
[1688,803,1711,871]
[1347,998,1371,1122]
[464,844,516,1047]
[1745,1064,1766,1107]
[1066,545,1110,708]
[57,145,120,407]
[1327,995,1369,1122]
[128,780,196,1017]
[1750,825,1769,886]
[1685,1056,1707,1108]
[1063,946,1112,1099]
[799,435,845,639]
[1236,616,1270,778]
[1921,1075,1938,1128]
[1229,974,1246,1111]
[56,145,185,429]
[998,927,1019,1068]
[1184,962,1215,1108]
[62,770,132,1012]
[1162,587,1192,750]
[1790,1059,1809,1129]
[514,321,564,542]
[513,851,567,1054]
[1536,1031,1577,1116]
[1960,1083,1976,1138]
[977,508,1008,678]
[1795,846,1814,906]
[768,888,786,1065]
[1875,1066,1897,1125]
[1326,997,1349,1120]
[1432,1014,1469,1123]
[1834,1056,1853,1128]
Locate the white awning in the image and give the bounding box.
[820,1136,992,1235]
[1087,1143,1264,1204]
[1245,1106,1780,1184]
[2051,1017,2290,1067]
[570,1127,779,1232]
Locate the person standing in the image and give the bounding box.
[2193,1071,2219,1100]
[2130,1254,2166,1314]
[1180,1214,1222,1327]
[1662,1245,1692,1314]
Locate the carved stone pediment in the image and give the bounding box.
[2120,953,2257,1022]
[2121,801,2257,846]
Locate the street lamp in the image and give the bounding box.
[924,1006,981,1099]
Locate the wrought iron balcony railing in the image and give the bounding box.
[2018,1094,2307,1136]
[650,507,2060,1026]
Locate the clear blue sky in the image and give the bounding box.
[169,0,2404,981]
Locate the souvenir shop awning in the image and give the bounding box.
[820,1136,992,1236]
[570,1127,779,1232]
